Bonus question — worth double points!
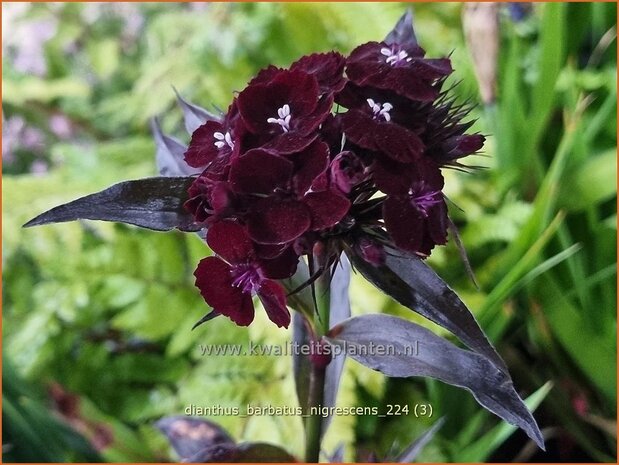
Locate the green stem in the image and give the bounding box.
[304,249,331,463]
[304,363,327,462]
[316,265,331,338]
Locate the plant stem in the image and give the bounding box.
[304,363,327,462]
[304,248,331,463]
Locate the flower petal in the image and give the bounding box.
[303,189,351,230]
[445,134,485,160]
[206,220,254,264]
[184,121,224,168]
[229,149,293,194]
[259,247,299,279]
[247,65,285,86]
[345,41,450,101]
[291,141,330,195]
[258,280,291,328]
[339,110,424,163]
[372,159,416,195]
[237,69,319,135]
[194,256,255,326]
[291,52,346,93]
[383,195,425,253]
[254,242,288,259]
[247,198,311,244]
[258,132,318,155]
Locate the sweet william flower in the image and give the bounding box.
[336,93,425,163]
[184,101,243,177]
[236,142,350,245]
[381,160,448,256]
[329,150,367,194]
[346,41,452,101]
[290,52,347,93]
[184,174,234,224]
[181,13,485,326]
[194,220,296,328]
[237,69,333,154]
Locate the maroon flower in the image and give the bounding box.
[182,17,485,328]
[346,41,452,101]
[291,140,330,195]
[246,197,312,245]
[381,161,448,256]
[194,220,295,328]
[229,149,293,195]
[337,101,424,163]
[330,151,367,194]
[237,69,333,154]
[227,141,350,245]
[290,52,346,93]
[184,102,243,176]
[184,174,234,224]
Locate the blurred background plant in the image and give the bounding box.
[2,2,616,462]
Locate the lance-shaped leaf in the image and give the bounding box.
[187,442,297,463]
[24,177,201,232]
[325,314,545,450]
[151,117,201,177]
[348,249,507,374]
[174,87,222,135]
[155,416,234,461]
[322,255,351,433]
[394,417,445,462]
[384,9,418,48]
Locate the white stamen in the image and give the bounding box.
[382,46,411,66]
[268,104,292,132]
[367,99,393,122]
[213,131,234,150]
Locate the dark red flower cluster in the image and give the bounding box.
[184,34,484,328]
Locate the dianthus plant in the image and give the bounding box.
[26,11,544,462]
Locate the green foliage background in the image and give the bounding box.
[2,2,617,462]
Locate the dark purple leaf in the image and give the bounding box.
[289,261,318,411]
[23,177,201,232]
[348,248,507,374]
[151,118,201,177]
[384,9,418,48]
[395,417,445,462]
[326,314,544,450]
[322,255,351,434]
[155,416,234,461]
[188,442,297,463]
[174,87,222,135]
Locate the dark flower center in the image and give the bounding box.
[231,263,262,294]
[213,131,234,150]
[409,184,442,217]
[367,98,393,121]
[380,45,411,67]
[267,104,292,132]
